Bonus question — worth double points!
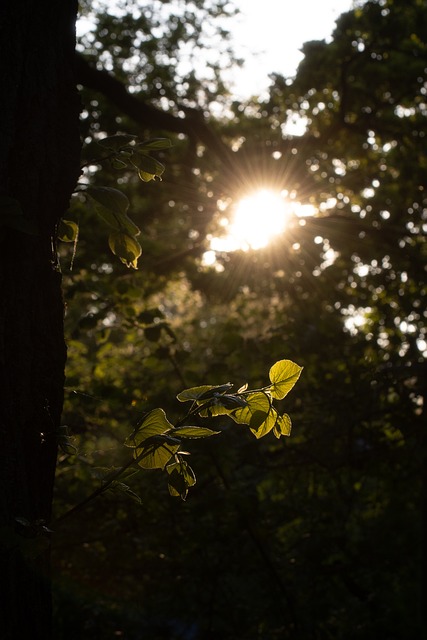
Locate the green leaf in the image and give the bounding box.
[197,383,234,400]
[268,359,303,400]
[250,408,278,439]
[135,438,180,470]
[229,392,281,439]
[58,219,79,242]
[127,410,180,470]
[111,158,128,170]
[96,206,140,236]
[108,232,142,269]
[198,401,235,418]
[138,138,172,150]
[138,170,157,182]
[131,152,165,177]
[167,460,196,499]
[87,186,130,216]
[87,186,141,239]
[125,408,174,447]
[176,383,233,403]
[230,392,270,425]
[273,413,292,438]
[198,394,247,417]
[216,394,247,409]
[108,481,142,505]
[173,426,220,438]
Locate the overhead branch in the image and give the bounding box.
[74,53,235,171]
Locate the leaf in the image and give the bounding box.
[125,408,174,447]
[268,359,303,400]
[135,438,180,470]
[108,232,142,269]
[96,206,141,238]
[273,413,292,438]
[108,481,142,504]
[167,460,196,499]
[96,206,140,236]
[230,391,271,426]
[173,426,220,438]
[138,170,157,182]
[132,152,165,175]
[197,383,234,400]
[87,186,130,215]
[111,158,128,170]
[229,392,281,439]
[58,219,78,242]
[125,409,180,469]
[250,407,278,439]
[87,186,140,238]
[137,138,172,150]
[176,383,233,403]
[199,394,247,417]
[216,394,248,409]
[198,401,235,418]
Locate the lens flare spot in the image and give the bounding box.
[230,189,289,250]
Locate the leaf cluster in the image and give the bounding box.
[119,359,302,499]
[59,135,171,268]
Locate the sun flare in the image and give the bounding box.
[229,189,289,250]
[205,188,316,264]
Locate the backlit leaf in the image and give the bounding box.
[273,413,292,438]
[198,401,234,418]
[269,359,303,400]
[108,232,142,269]
[230,392,270,426]
[173,426,220,438]
[87,186,130,216]
[167,460,196,499]
[58,219,78,242]
[177,384,232,403]
[138,138,172,150]
[125,408,174,447]
[250,407,278,439]
[138,170,157,182]
[135,438,179,470]
[133,153,165,175]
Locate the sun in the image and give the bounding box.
[205,188,315,264]
[229,189,289,250]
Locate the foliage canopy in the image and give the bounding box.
[52,1,427,638]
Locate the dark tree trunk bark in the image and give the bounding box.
[0,2,80,638]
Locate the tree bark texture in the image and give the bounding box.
[0,2,80,638]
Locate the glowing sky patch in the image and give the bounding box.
[228,189,289,250]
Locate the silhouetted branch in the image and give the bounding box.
[75,54,235,170]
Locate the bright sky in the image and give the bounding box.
[227,0,356,98]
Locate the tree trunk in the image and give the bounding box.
[0,2,80,637]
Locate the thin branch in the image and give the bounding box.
[74,54,235,171]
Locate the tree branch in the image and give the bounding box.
[75,53,234,170]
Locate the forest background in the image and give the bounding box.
[1,1,426,639]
